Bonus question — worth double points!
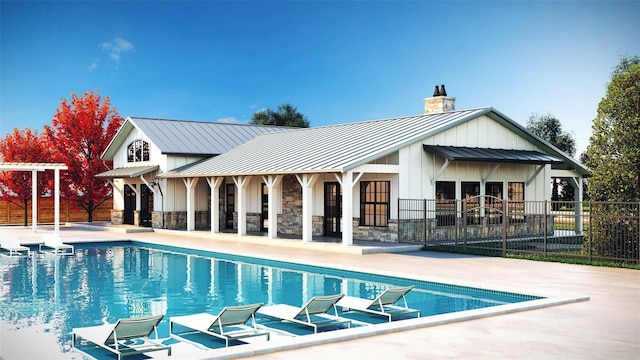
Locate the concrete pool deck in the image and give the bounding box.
[1,224,639,359]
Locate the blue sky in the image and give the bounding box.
[1,1,638,157]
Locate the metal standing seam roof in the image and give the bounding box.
[95,165,159,178]
[422,145,564,164]
[159,108,492,178]
[101,117,297,159]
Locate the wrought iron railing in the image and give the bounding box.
[398,197,639,264]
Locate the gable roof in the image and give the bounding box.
[101,117,295,159]
[160,107,589,178]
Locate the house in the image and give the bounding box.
[100,87,588,245]
[97,117,294,229]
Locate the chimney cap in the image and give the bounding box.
[432,84,448,97]
[440,84,447,97]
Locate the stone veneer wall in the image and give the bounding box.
[226,212,262,232]
[151,211,163,228]
[110,210,124,225]
[397,214,555,244]
[162,211,187,230]
[312,216,324,236]
[151,211,214,230]
[352,218,399,243]
[246,213,261,232]
[280,175,302,236]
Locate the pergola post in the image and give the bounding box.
[32,170,38,233]
[54,168,61,234]
[0,163,68,233]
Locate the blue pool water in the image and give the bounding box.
[0,242,541,358]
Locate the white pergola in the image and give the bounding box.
[0,162,68,233]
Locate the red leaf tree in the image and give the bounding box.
[45,91,123,222]
[0,128,55,225]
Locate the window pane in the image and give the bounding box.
[359,180,390,227]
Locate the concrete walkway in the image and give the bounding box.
[2,225,639,359]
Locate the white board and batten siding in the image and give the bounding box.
[399,114,551,201]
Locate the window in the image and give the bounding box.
[485,182,504,224]
[462,182,480,224]
[485,182,503,199]
[435,181,455,226]
[360,180,390,227]
[127,140,150,163]
[508,182,525,222]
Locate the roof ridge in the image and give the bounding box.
[293,107,493,131]
[129,117,297,129]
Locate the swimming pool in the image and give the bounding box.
[0,241,542,359]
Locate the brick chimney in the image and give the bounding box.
[424,84,456,114]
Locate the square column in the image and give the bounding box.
[207,177,223,233]
[183,177,199,231]
[263,175,283,239]
[233,176,251,235]
[295,173,319,243]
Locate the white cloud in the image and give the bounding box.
[100,37,135,62]
[89,58,100,70]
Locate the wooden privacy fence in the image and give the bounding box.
[0,197,113,224]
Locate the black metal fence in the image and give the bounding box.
[398,196,640,264]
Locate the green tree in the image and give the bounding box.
[578,151,590,201]
[526,113,576,204]
[250,103,310,127]
[586,56,640,202]
[585,55,640,260]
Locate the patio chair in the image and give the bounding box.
[257,294,351,333]
[337,285,421,322]
[170,303,269,347]
[39,233,74,255]
[71,314,171,360]
[0,234,30,257]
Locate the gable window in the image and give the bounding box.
[360,180,390,227]
[435,181,455,226]
[127,140,150,163]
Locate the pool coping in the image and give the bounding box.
[195,295,589,359]
[121,237,590,359]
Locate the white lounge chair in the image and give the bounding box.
[257,294,351,333]
[337,285,421,322]
[170,303,269,347]
[72,314,171,360]
[0,234,30,257]
[39,233,74,255]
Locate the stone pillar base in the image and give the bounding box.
[110,210,124,225]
